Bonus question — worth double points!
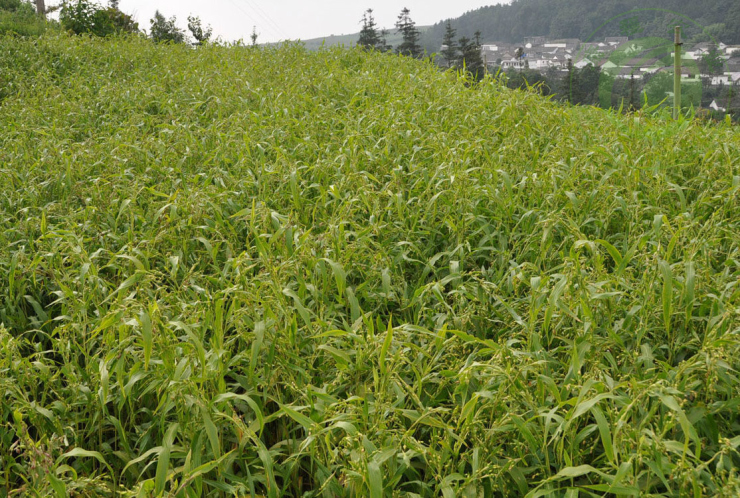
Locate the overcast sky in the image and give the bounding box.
[116,1,505,44]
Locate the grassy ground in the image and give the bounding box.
[1,34,739,497]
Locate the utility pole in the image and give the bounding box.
[35,0,45,16]
[674,26,682,120]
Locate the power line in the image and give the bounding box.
[240,0,289,40]
[224,0,283,42]
[230,0,288,41]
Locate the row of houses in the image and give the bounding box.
[481,37,623,71]
[479,37,740,85]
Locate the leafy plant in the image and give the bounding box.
[0,33,739,497]
[60,0,137,37]
[187,15,211,46]
[149,10,184,44]
[0,0,47,36]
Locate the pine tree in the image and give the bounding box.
[699,45,724,76]
[441,20,457,68]
[377,29,393,52]
[628,72,637,111]
[395,8,421,58]
[459,31,484,79]
[564,58,578,103]
[358,9,380,50]
[578,63,601,105]
[250,26,259,47]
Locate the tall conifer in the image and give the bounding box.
[441,20,458,68]
[395,8,421,58]
[358,9,380,50]
[459,30,484,79]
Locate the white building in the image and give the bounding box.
[710,100,726,112]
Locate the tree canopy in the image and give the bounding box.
[187,15,212,46]
[149,10,185,44]
[60,0,138,37]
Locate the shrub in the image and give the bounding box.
[0,0,46,36]
[149,10,184,44]
[60,0,138,37]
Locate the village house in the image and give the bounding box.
[500,57,526,70]
[524,36,548,46]
[543,38,580,51]
[710,100,727,112]
[481,42,514,61]
[709,75,738,86]
[601,58,668,79]
[575,58,595,69]
[604,36,629,46]
[726,58,740,75]
[480,36,740,89]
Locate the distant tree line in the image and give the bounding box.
[440,20,485,79]
[357,7,423,58]
[357,8,484,79]
[357,9,391,53]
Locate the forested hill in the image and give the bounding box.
[421,0,740,52]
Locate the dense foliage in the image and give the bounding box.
[1,34,740,497]
[60,0,138,38]
[187,15,212,47]
[0,0,46,36]
[422,0,740,53]
[149,10,185,44]
[500,63,740,122]
[458,31,485,79]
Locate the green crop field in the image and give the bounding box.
[1,34,739,497]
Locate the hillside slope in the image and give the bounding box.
[1,35,740,496]
[299,25,430,51]
[422,0,740,52]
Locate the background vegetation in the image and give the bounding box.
[500,64,740,123]
[422,0,740,52]
[0,0,46,36]
[0,0,210,45]
[1,24,740,498]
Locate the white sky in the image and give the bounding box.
[116,1,505,44]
